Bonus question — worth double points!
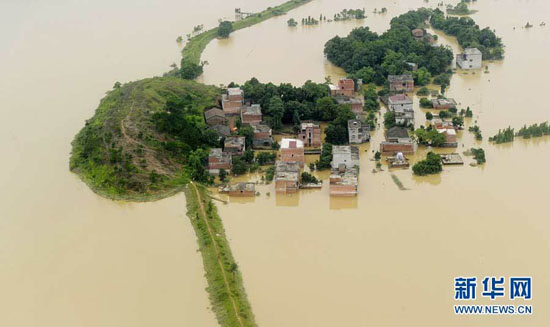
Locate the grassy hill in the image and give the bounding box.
[70,77,220,201]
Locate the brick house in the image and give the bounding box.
[208,148,232,174]
[298,121,321,147]
[380,126,417,155]
[275,161,300,193]
[336,96,364,115]
[220,183,255,196]
[330,78,355,97]
[432,98,457,110]
[252,124,273,147]
[241,104,262,125]
[221,87,244,115]
[280,138,304,167]
[329,167,358,197]
[204,108,227,126]
[224,136,246,155]
[331,145,360,170]
[388,74,414,93]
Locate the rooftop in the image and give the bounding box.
[300,121,320,129]
[463,48,482,55]
[210,124,230,136]
[275,161,300,181]
[227,87,243,96]
[253,124,271,133]
[204,108,225,119]
[225,136,245,147]
[386,126,410,139]
[348,119,363,129]
[388,74,413,82]
[281,138,304,149]
[388,94,412,104]
[243,104,262,115]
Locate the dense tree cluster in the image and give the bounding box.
[471,148,486,164]
[516,122,550,139]
[324,8,454,85]
[217,21,234,38]
[315,143,333,170]
[414,127,446,146]
[430,9,504,60]
[232,78,333,129]
[412,152,442,175]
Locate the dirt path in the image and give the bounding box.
[190,182,244,327]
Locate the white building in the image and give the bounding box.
[388,94,414,127]
[456,48,482,70]
[348,120,370,144]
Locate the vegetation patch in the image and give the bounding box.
[391,174,407,190]
[185,183,256,327]
[412,152,443,176]
[70,77,220,201]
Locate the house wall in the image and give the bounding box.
[330,184,357,196]
[206,116,226,126]
[281,148,304,166]
[390,81,414,92]
[457,54,482,70]
[380,142,416,155]
[228,189,254,197]
[298,127,321,147]
[242,113,262,125]
[275,180,299,193]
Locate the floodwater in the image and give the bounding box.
[202,0,550,327]
[0,0,286,326]
[2,0,549,327]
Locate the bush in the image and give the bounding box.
[301,172,320,184]
[471,148,486,164]
[420,98,432,108]
[425,112,433,120]
[416,87,430,96]
[217,21,233,38]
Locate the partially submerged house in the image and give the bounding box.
[241,104,262,125]
[331,145,360,170]
[388,94,414,126]
[380,126,417,155]
[281,138,305,167]
[329,78,355,97]
[335,96,364,115]
[224,136,246,155]
[204,108,227,126]
[208,148,232,174]
[298,121,321,147]
[219,182,255,196]
[456,48,482,70]
[433,122,458,147]
[432,98,457,110]
[348,119,370,144]
[274,161,300,193]
[329,167,359,197]
[388,74,414,93]
[221,87,244,115]
[252,124,273,148]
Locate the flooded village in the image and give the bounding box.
[3,0,550,327]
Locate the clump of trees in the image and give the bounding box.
[489,126,514,143]
[460,107,473,118]
[417,87,430,96]
[468,125,483,140]
[430,8,504,59]
[517,122,550,138]
[301,172,320,184]
[217,21,234,38]
[334,9,366,21]
[315,143,333,170]
[446,1,475,15]
[179,59,203,79]
[324,8,453,85]
[471,148,486,164]
[363,85,379,129]
[412,152,443,175]
[287,18,298,27]
[301,16,319,25]
[414,127,446,146]
[232,78,330,130]
[420,97,432,108]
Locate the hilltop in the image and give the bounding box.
[70,77,220,201]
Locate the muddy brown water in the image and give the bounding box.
[1,0,549,326]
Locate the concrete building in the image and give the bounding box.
[432,98,457,110]
[380,126,417,155]
[280,138,305,167]
[329,167,358,197]
[252,124,273,147]
[329,78,355,97]
[208,148,232,174]
[456,48,482,70]
[275,161,300,193]
[298,121,321,147]
[224,136,246,155]
[220,183,255,196]
[348,120,370,144]
[331,145,360,170]
[388,94,414,126]
[204,108,227,126]
[221,87,244,115]
[388,74,414,93]
[336,96,364,115]
[241,104,262,125]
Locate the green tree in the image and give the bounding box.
[268,96,284,130]
[180,59,203,79]
[217,21,233,38]
[218,168,228,182]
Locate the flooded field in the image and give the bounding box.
[2,0,549,326]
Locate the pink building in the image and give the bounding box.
[280,138,305,167]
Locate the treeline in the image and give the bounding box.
[430,8,504,60]
[324,8,454,85]
[490,122,550,144]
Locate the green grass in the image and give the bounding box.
[185,184,257,327]
[182,0,313,65]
